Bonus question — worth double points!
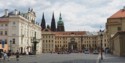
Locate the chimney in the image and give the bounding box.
[4,9,8,16]
[15,9,18,15]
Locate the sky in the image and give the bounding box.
[0,0,125,32]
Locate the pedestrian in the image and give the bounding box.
[15,50,19,61]
[7,51,11,61]
[3,51,7,61]
[0,51,3,61]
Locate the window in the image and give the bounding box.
[105,44,106,47]
[117,27,121,31]
[5,24,8,26]
[105,39,106,42]
[13,22,15,25]
[5,31,7,35]
[0,40,1,44]
[13,38,15,44]
[1,24,3,26]
[0,31,3,35]
[5,39,7,44]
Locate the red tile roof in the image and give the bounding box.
[109,9,125,19]
[54,31,86,36]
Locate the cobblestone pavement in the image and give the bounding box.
[0,53,99,63]
[100,54,125,63]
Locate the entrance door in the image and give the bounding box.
[68,42,77,52]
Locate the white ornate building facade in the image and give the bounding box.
[0,8,42,54]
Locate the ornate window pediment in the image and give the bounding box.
[70,37,75,42]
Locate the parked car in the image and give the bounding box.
[84,49,89,54]
[93,50,99,54]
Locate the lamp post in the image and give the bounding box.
[99,30,103,60]
[31,32,39,55]
[10,40,12,53]
[81,36,83,52]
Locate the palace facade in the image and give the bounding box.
[41,13,109,53]
[0,8,42,54]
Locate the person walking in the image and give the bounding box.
[0,51,3,61]
[7,51,11,61]
[3,51,7,61]
[15,50,19,61]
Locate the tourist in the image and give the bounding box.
[3,51,8,61]
[7,51,11,61]
[15,50,19,61]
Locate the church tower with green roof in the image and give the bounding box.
[57,13,65,31]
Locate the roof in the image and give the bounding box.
[54,31,86,36]
[0,18,9,22]
[109,9,125,19]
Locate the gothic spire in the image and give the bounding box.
[41,13,46,30]
[51,12,56,32]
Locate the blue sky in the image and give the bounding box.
[0,0,125,32]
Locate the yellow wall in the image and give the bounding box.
[0,44,8,52]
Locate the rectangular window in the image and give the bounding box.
[105,44,106,47]
[5,31,7,35]
[13,22,15,25]
[5,24,8,26]
[117,27,121,31]
[0,40,2,44]
[13,38,15,44]
[0,31,3,35]
[5,39,7,44]
[1,24,3,26]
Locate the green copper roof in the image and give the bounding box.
[57,13,64,26]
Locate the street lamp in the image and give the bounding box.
[99,29,103,60]
[81,36,83,52]
[10,40,12,53]
[31,32,39,55]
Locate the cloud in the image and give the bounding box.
[0,0,125,32]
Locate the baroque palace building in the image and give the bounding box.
[106,7,125,56]
[41,13,109,53]
[0,8,42,54]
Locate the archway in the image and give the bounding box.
[21,47,23,54]
[68,37,77,53]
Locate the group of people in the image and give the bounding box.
[0,50,20,61]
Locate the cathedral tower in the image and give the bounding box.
[57,13,65,31]
[51,12,56,32]
[41,13,46,30]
